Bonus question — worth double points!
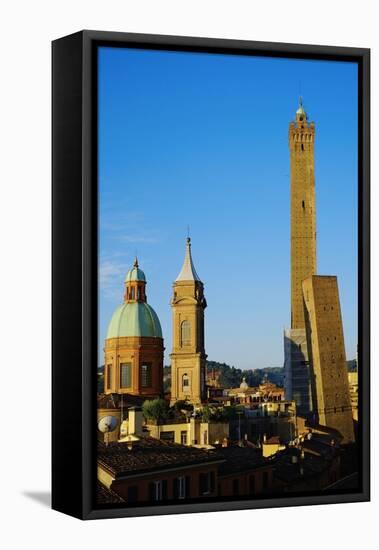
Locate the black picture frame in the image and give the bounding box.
[52,30,370,520]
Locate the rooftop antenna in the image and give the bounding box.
[98,415,118,447]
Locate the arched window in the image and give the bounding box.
[181,320,191,346]
[182,373,190,392]
[130,287,135,300]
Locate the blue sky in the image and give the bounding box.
[98,47,358,370]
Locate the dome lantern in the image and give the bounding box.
[124,257,147,303]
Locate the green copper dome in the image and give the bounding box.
[106,302,162,339]
[125,259,146,282]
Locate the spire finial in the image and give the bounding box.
[134,257,139,268]
[175,234,201,282]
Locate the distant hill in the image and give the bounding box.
[100,357,357,395]
[206,361,285,388]
[163,361,285,390]
[347,359,357,372]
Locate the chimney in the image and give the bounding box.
[128,407,143,436]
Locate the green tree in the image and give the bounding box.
[201,405,213,422]
[142,398,168,423]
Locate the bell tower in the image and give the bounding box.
[284,98,317,415]
[170,238,207,406]
[289,97,316,329]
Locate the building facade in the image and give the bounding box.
[284,99,316,415]
[302,275,355,443]
[97,438,221,504]
[170,238,207,405]
[103,259,164,398]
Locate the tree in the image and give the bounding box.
[142,398,168,423]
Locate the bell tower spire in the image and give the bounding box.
[170,237,207,406]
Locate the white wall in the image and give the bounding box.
[0,1,377,548]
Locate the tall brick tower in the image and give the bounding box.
[170,238,207,406]
[290,98,316,328]
[302,275,355,443]
[284,99,316,415]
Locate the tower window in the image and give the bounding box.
[181,320,191,346]
[141,363,152,388]
[301,143,304,151]
[120,363,131,388]
[302,200,305,209]
[130,287,135,300]
[106,364,112,390]
[182,373,190,392]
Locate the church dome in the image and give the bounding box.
[125,259,146,282]
[240,377,249,391]
[106,302,162,339]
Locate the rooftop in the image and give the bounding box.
[98,437,222,478]
[97,393,144,410]
[211,445,268,476]
[96,481,125,504]
[106,301,162,339]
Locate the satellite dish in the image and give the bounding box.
[98,415,118,433]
